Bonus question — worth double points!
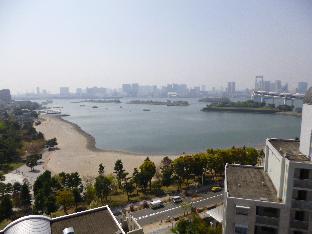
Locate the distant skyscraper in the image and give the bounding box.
[36,87,40,95]
[255,76,264,91]
[0,89,12,103]
[76,88,83,95]
[60,87,70,97]
[227,82,236,96]
[297,82,308,94]
[275,80,282,92]
[263,81,271,92]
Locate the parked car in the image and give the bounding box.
[211,186,222,192]
[172,196,183,203]
[149,200,164,209]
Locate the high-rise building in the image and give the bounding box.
[36,87,40,95]
[59,87,70,97]
[226,82,236,96]
[275,80,282,92]
[297,82,308,94]
[76,88,83,96]
[255,76,264,91]
[223,87,312,234]
[263,81,272,92]
[0,89,12,103]
[122,83,139,97]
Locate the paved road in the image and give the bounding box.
[131,192,223,226]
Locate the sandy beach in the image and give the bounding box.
[36,116,175,179]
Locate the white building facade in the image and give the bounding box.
[223,88,312,234]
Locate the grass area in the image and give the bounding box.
[0,219,11,230]
[0,162,24,174]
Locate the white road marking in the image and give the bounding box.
[133,194,222,221]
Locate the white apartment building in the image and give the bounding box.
[223,88,312,234]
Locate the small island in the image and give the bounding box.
[199,97,230,103]
[79,99,121,104]
[127,100,189,106]
[201,100,296,114]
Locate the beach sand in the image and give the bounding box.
[36,116,176,179]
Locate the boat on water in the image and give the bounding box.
[46,109,62,115]
[143,109,151,111]
[80,104,86,107]
[92,106,99,108]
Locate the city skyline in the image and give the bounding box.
[1,0,312,93]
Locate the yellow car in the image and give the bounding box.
[211,186,222,192]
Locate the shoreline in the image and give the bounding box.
[36,115,176,179]
[58,116,152,156]
[35,115,266,179]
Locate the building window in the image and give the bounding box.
[255,226,277,234]
[295,211,306,221]
[296,190,307,201]
[299,169,310,180]
[256,206,280,218]
[235,225,248,234]
[235,206,249,216]
[293,231,304,234]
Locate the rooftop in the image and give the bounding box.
[226,165,278,202]
[51,206,123,234]
[268,139,310,162]
[303,87,312,104]
[1,206,125,234]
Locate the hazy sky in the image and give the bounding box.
[0,0,312,94]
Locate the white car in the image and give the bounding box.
[149,200,164,209]
[172,196,183,203]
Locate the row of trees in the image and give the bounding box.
[0,181,32,222]
[1,146,261,222]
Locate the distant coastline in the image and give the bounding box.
[56,115,156,156]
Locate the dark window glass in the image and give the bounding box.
[255,226,277,234]
[235,226,248,234]
[256,206,280,218]
[295,211,305,221]
[297,190,307,201]
[299,169,310,180]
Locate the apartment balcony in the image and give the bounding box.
[293,179,312,190]
[255,216,279,227]
[290,220,309,230]
[291,200,312,210]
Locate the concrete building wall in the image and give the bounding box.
[265,141,285,200]
[223,196,289,234]
[300,104,312,158]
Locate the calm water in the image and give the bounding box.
[47,99,301,154]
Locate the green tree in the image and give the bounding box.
[114,159,128,189]
[0,195,13,221]
[12,182,21,207]
[84,184,96,204]
[173,156,192,188]
[56,189,74,214]
[46,195,58,214]
[160,157,173,187]
[98,163,105,176]
[26,154,40,171]
[122,178,135,201]
[94,175,112,204]
[139,157,156,191]
[20,182,31,211]
[72,188,82,210]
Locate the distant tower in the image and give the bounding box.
[255,76,264,91]
[36,87,40,95]
[300,87,312,159]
